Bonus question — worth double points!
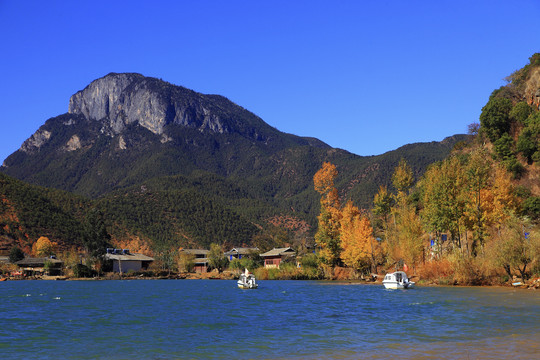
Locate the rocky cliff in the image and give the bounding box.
[67,72,296,144]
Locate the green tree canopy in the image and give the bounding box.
[479,97,512,142]
[510,101,533,125]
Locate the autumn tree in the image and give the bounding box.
[32,236,57,257]
[374,157,425,271]
[395,203,424,270]
[483,163,515,228]
[340,202,379,273]
[392,158,414,195]
[314,162,342,266]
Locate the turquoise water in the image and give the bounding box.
[1,280,539,359]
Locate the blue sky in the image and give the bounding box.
[0,1,539,163]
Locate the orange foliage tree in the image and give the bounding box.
[32,236,57,257]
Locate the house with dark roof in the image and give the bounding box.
[179,249,209,273]
[260,247,296,269]
[104,249,154,273]
[224,247,259,261]
[16,257,64,276]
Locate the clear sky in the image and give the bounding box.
[1,1,539,163]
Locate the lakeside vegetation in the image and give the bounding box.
[1,54,539,287]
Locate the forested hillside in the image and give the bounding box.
[311,54,540,285]
[0,73,464,257]
[0,173,88,254]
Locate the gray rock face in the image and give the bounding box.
[21,129,51,153]
[68,73,231,136]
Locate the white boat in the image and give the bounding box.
[237,269,258,289]
[383,271,415,289]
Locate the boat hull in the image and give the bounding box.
[237,283,258,289]
[382,271,415,289]
[383,281,414,289]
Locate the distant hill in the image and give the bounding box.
[0,73,467,250]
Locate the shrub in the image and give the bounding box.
[8,246,25,263]
[503,157,525,179]
[417,259,455,284]
[520,196,540,221]
[73,264,96,278]
[450,256,487,286]
[300,253,319,269]
[493,133,514,161]
[517,128,538,162]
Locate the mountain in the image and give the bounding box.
[1,73,329,198]
[0,73,467,250]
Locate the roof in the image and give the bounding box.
[260,247,296,257]
[224,247,259,256]
[16,257,63,267]
[180,249,209,255]
[104,253,154,261]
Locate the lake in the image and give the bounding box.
[1,279,539,359]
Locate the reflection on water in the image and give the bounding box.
[0,280,538,359]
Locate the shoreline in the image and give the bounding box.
[2,273,539,289]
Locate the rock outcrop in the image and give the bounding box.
[68,73,237,136]
[20,129,51,154]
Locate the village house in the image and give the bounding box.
[260,247,296,269]
[104,249,154,273]
[224,247,260,261]
[179,249,209,273]
[16,256,64,276]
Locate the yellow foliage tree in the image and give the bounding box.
[392,158,414,195]
[340,201,380,273]
[314,162,342,266]
[395,203,424,269]
[32,236,57,257]
[485,164,515,228]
